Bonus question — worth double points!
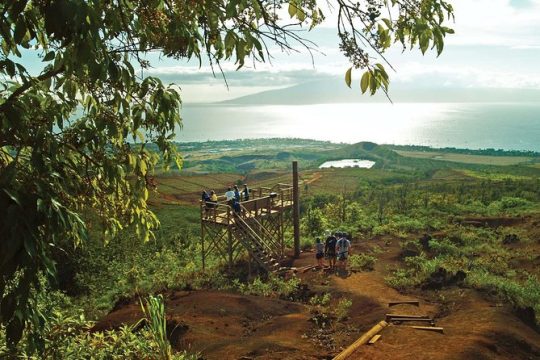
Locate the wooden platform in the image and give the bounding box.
[200,184,294,270]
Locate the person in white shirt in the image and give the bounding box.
[314,238,325,268]
[225,187,235,205]
[336,232,351,271]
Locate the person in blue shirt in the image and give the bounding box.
[201,190,211,219]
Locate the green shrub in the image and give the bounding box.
[334,298,352,321]
[233,275,301,299]
[385,268,421,290]
[0,288,197,360]
[309,293,332,307]
[467,272,540,321]
[349,254,377,271]
[488,196,532,214]
[429,238,461,256]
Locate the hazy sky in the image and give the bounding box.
[15,0,540,103]
[143,0,540,103]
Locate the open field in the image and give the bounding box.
[395,150,534,165]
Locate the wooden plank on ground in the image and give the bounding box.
[389,300,420,307]
[332,320,388,360]
[302,265,318,273]
[391,318,435,325]
[368,334,381,345]
[410,326,444,334]
[385,313,431,320]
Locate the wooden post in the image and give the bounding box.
[280,209,284,257]
[333,321,388,360]
[227,207,233,269]
[293,161,300,258]
[201,221,206,270]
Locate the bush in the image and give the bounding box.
[0,287,197,360]
[467,272,540,321]
[309,293,332,307]
[349,254,377,271]
[334,298,352,321]
[233,275,301,299]
[488,196,532,213]
[385,268,422,290]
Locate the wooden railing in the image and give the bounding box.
[200,184,293,224]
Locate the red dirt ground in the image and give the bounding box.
[95,235,540,360]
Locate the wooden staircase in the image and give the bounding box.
[232,215,282,272]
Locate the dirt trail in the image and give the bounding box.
[94,236,540,360]
[324,237,540,360]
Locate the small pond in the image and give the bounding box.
[319,159,376,169]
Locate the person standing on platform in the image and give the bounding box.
[201,190,211,219]
[242,184,250,201]
[225,187,235,206]
[234,185,241,202]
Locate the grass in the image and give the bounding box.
[385,224,540,322]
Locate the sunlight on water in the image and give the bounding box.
[178,103,540,151]
[319,159,376,169]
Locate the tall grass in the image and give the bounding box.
[141,295,172,360]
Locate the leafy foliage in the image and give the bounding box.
[140,295,172,360]
[334,298,352,321]
[349,254,376,271]
[0,282,196,359]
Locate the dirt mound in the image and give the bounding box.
[93,290,324,359]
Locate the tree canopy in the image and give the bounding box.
[0,0,454,348]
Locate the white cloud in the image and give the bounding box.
[315,0,540,48]
[394,61,540,89]
[447,0,540,47]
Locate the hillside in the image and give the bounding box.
[221,79,540,105]
[6,140,540,359]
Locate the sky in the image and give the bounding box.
[143,0,540,103]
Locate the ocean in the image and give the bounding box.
[177,102,540,151]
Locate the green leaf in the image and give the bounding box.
[288,2,297,18]
[3,189,21,207]
[43,51,55,62]
[345,67,352,88]
[360,71,370,94]
[382,18,393,30]
[14,17,27,44]
[419,34,430,54]
[297,8,306,22]
[369,72,377,95]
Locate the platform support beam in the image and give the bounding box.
[293,161,300,258]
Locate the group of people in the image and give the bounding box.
[314,232,352,272]
[201,184,250,217]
